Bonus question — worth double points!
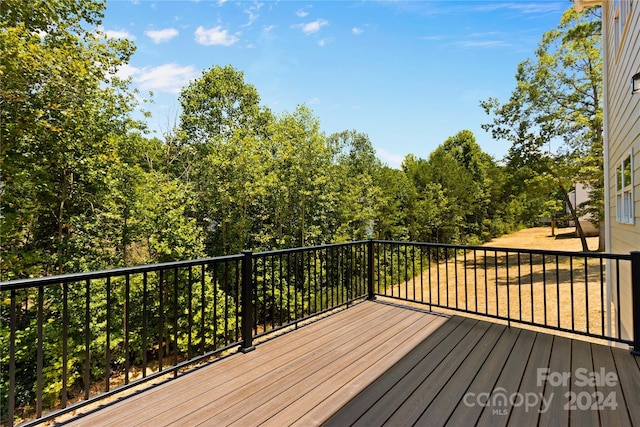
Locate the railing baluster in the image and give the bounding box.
[143,272,148,377]
[494,250,498,318]
[9,289,16,427]
[293,252,298,320]
[200,265,205,355]
[445,247,449,307]
[454,249,458,309]
[542,255,547,326]
[517,253,522,322]
[124,274,130,385]
[105,276,111,392]
[279,253,283,327]
[463,250,468,311]
[261,257,266,333]
[436,247,440,306]
[616,258,622,340]
[506,250,510,326]
[37,285,43,417]
[600,258,605,338]
[404,244,408,300]
[556,255,560,328]
[584,255,590,334]
[158,270,163,372]
[630,251,640,355]
[570,257,575,331]
[235,260,240,342]
[368,240,375,300]
[529,253,534,323]
[62,282,68,407]
[172,268,179,377]
[225,262,230,344]
[85,279,91,398]
[427,246,432,311]
[213,263,219,349]
[187,267,193,361]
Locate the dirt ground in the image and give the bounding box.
[482,226,600,252]
[387,227,619,345]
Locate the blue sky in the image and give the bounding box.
[102,0,570,168]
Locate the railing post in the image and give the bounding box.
[368,239,375,300]
[631,251,640,355]
[241,250,255,353]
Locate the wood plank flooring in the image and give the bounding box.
[326,311,640,427]
[59,301,448,426]
[56,300,640,427]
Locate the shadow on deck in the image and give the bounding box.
[55,300,640,427]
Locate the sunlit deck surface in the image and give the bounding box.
[59,300,640,427]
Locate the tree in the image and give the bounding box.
[0,0,145,277]
[481,6,603,251]
[327,130,382,241]
[426,131,497,243]
[179,65,271,145]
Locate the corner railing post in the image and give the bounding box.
[241,250,255,353]
[631,251,640,355]
[368,239,375,300]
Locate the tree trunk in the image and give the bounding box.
[559,185,590,252]
[597,220,605,252]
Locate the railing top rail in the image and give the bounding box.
[0,254,244,291]
[371,239,633,261]
[2,239,631,291]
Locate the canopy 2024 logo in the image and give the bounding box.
[463,368,618,415]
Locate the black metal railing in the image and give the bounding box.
[1,240,638,426]
[371,241,638,348]
[0,241,368,427]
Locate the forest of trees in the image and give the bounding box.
[1,0,604,422]
[2,2,604,282]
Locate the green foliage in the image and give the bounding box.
[481,5,603,251]
[2,1,565,422]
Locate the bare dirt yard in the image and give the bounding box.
[387,227,619,344]
[482,226,599,252]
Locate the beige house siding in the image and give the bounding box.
[601,0,640,341]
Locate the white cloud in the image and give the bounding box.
[102,27,136,40]
[455,40,509,48]
[194,26,239,46]
[301,19,328,35]
[113,63,139,81]
[145,28,179,44]
[375,148,404,169]
[243,2,262,27]
[352,27,363,35]
[472,2,565,14]
[296,10,309,17]
[122,63,198,94]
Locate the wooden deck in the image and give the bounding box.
[57,300,640,427]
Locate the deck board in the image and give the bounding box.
[591,344,632,427]
[537,335,571,427]
[442,326,521,426]
[57,300,640,427]
[412,323,507,427]
[570,339,600,426]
